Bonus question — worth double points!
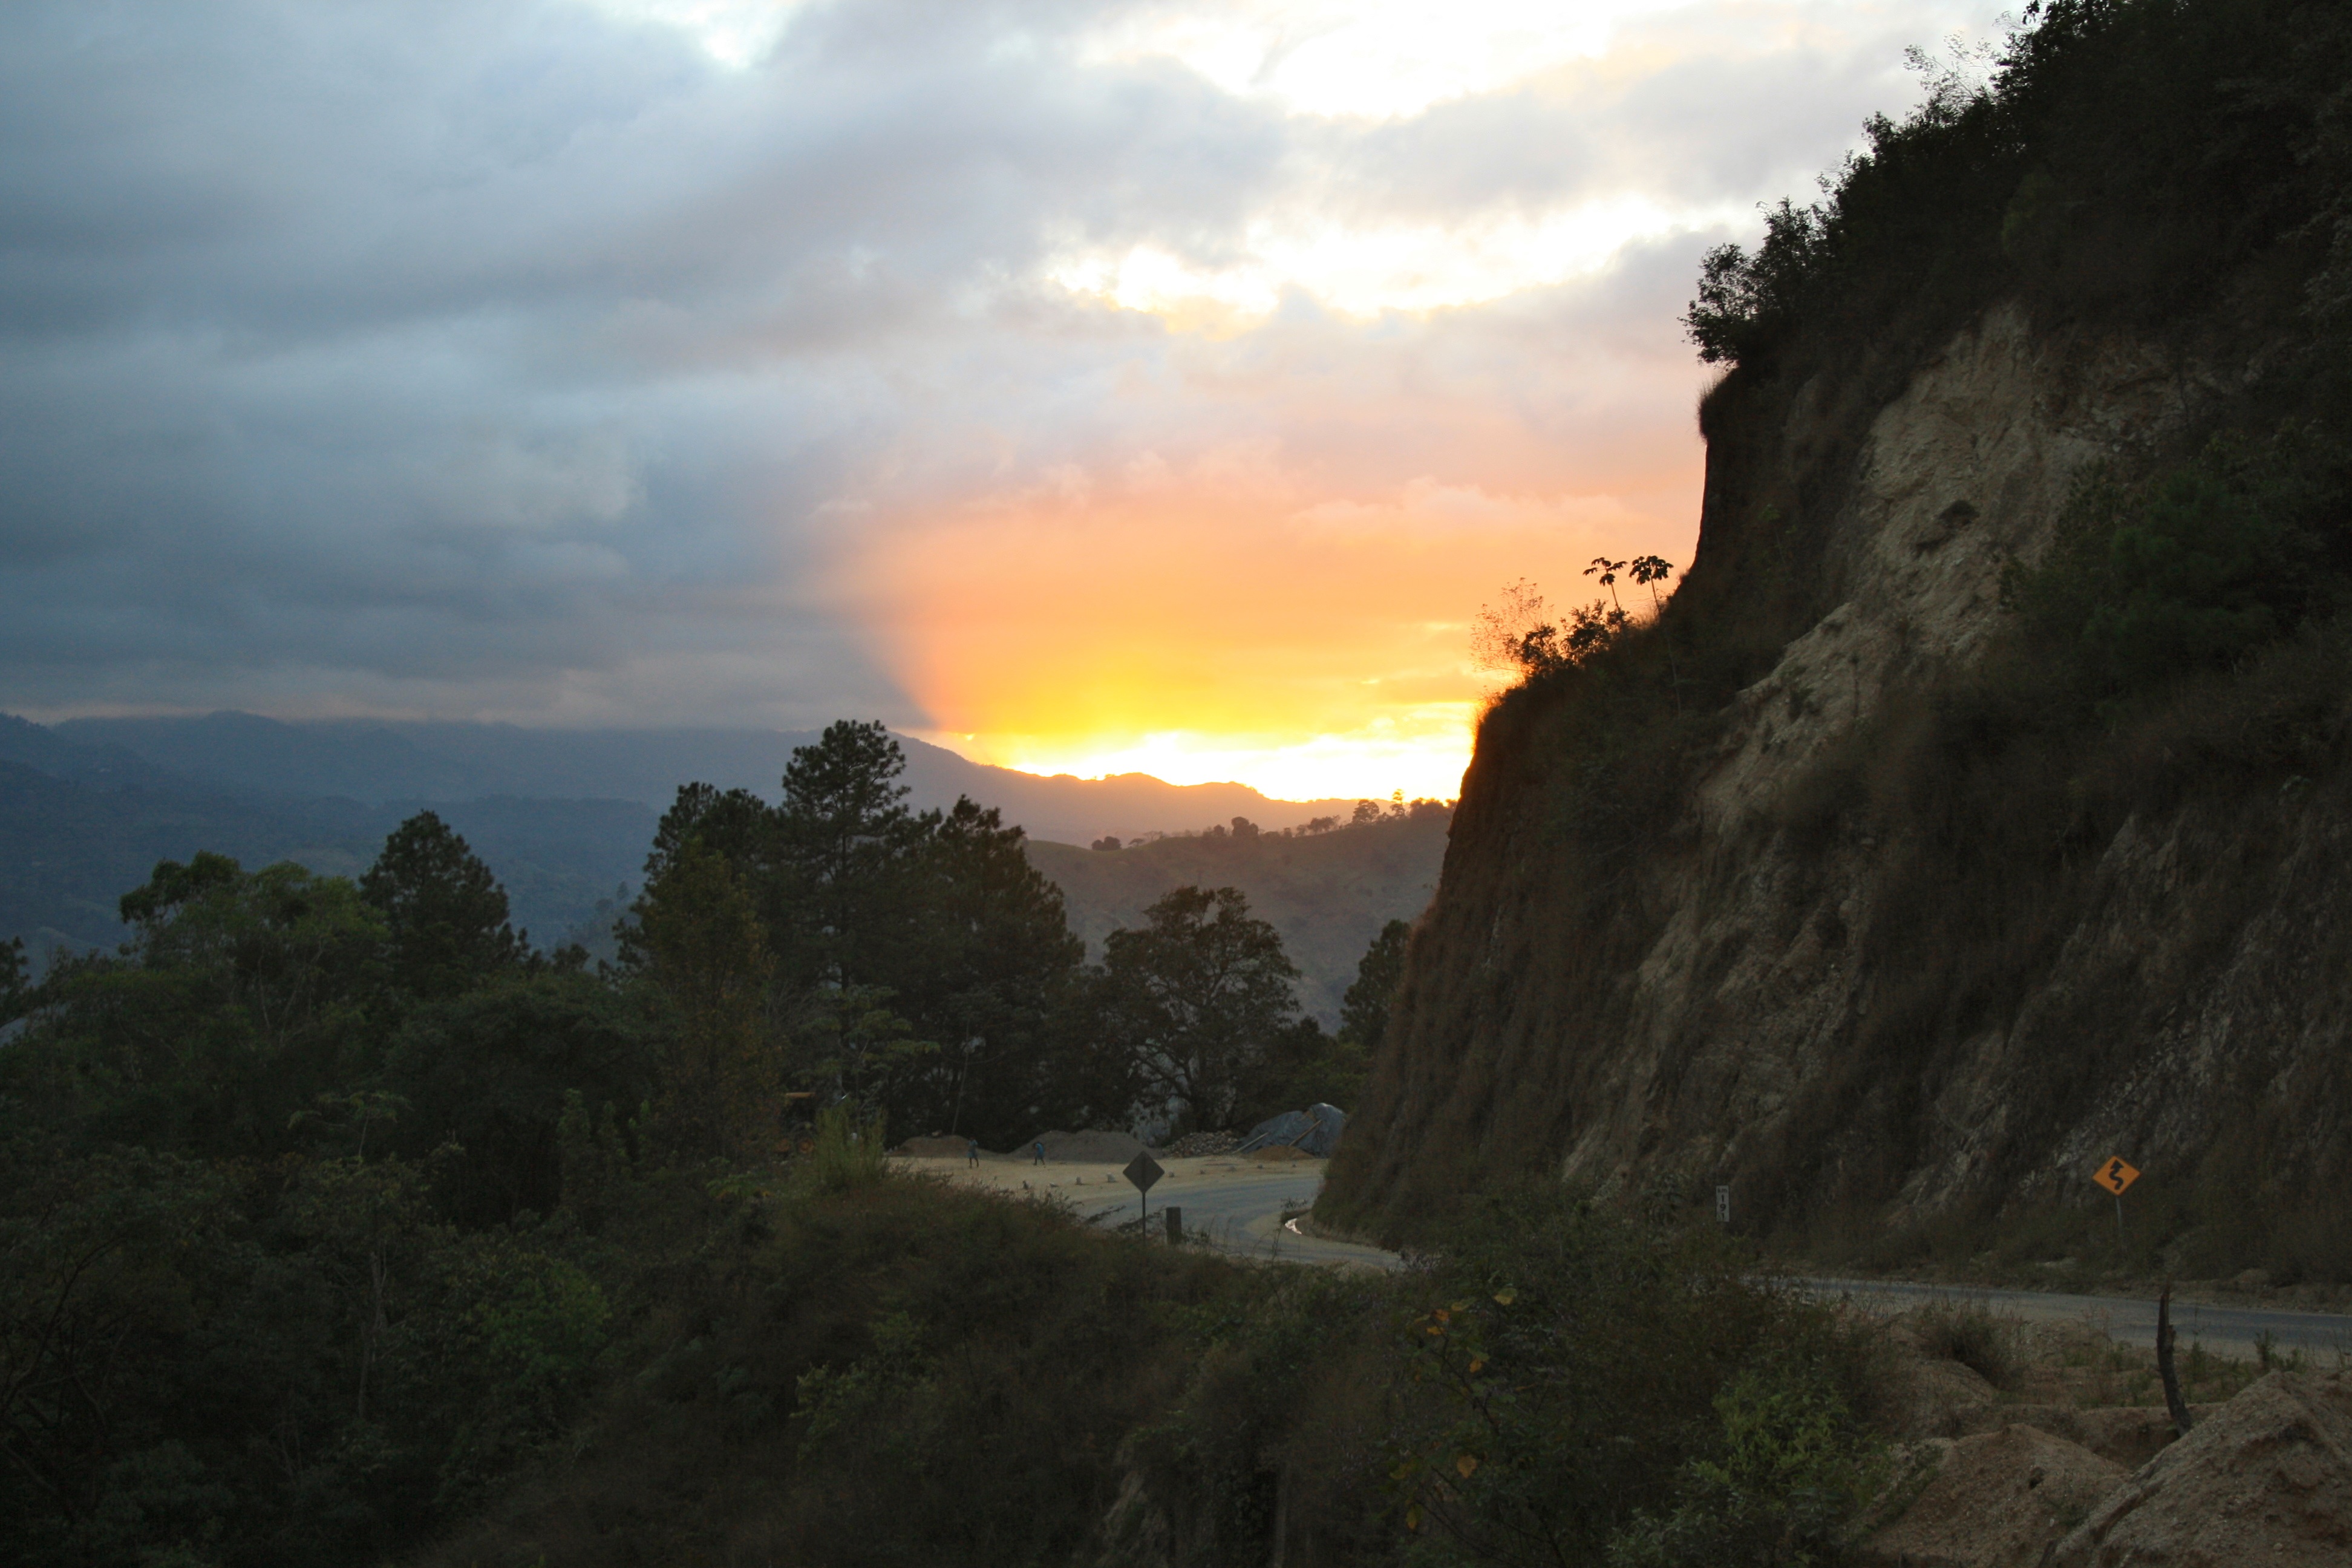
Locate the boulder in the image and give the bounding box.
[1861,1424,2125,1568]
[2051,1371,2352,1567]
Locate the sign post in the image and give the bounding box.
[2091,1156,2140,1244]
[1123,1152,1165,1234]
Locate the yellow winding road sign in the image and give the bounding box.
[2092,1156,2140,1195]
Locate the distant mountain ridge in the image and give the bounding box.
[0,732,655,970]
[1,713,1429,988]
[49,713,1362,846]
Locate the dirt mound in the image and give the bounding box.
[1027,1129,1147,1163]
[1956,1402,2213,1471]
[1895,1356,2001,1439]
[2053,1371,2352,1566]
[894,1135,980,1157]
[1862,1424,2124,1568]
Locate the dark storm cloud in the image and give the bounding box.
[0,0,2001,725]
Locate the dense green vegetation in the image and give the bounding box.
[619,720,1368,1145]
[1687,0,2352,376]
[414,1180,1881,1568]
[0,756,1883,1565]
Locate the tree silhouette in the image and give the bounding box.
[361,811,523,998]
[1098,885,1300,1132]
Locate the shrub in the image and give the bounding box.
[1910,1300,2022,1391]
[791,1102,889,1194]
[1379,1188,1883,1568]
[1608,1364,1887,1568]
[2005,435,2350,699]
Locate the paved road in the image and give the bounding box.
[1069,1166,1402,1270]
[1053,1166,2352,1358]
[1797,1275,2352,1362]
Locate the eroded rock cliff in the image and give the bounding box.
[1322,292,2352,1259]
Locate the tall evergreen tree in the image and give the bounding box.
[773,719,926,989]
[361,812,523,998]
[900,797,1086,1141]
[634,842,779,1165]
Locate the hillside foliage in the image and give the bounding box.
[0,815,1878,1568]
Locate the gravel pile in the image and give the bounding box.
[1160,1130,1239,1157]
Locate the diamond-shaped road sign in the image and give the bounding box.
[1123,1152,1164,1194]
[2092,1156,2140,1196]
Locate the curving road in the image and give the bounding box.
[1068,1163,1402,1270]
[969,1155,2352,1357]
[1068,1170,2352,1357]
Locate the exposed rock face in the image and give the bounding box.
[1324,293,2352,1238]
[2051,1372,2352,1567]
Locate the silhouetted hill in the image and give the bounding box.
[0,739,653,965]
[52,713,1360,846]
[1026,809,1450,1023]
[2,713,1426,991]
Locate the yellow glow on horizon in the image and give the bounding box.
[836,457,1696,805]
[942,710,1478,805]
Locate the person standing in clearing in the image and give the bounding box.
[967,1138,979,1168]
[1033,1140,1045,1165]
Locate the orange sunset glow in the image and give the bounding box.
[861,446,1700,802]
[2,0,2010,806]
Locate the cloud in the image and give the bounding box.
[0,0,2011,786]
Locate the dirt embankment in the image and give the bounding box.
[1858,1307,2352,1567]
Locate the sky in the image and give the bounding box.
[0,0,2010,802]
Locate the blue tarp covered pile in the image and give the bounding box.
[1236,1102,1347,1157]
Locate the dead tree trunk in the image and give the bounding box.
[2157,1282,2195,1439]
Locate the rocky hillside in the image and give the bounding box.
[1323,0,2352,1276]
